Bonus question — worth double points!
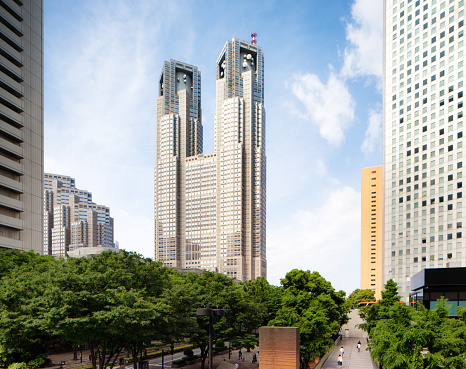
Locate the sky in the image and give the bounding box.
[44,0,384,294]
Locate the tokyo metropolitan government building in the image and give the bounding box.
[154,37,266,280]
[384,0,465,299]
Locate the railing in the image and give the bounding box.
[314,334,342,369]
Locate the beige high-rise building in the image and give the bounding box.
[154,37,266,281]
[361,166,383,300]
[0,0,43,252]
[383,0,465,300]
[44,173,116,258]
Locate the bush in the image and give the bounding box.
[215,340,226,350]
[183,348,194,358]
[172,358,185,365]
[27,354,48,369]
[8,363,27,369]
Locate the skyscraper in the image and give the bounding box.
[44,173,116,258]
[383,0,465,299]
[361,166,383,300]
[154,37,266,281]
[0,0,43,252]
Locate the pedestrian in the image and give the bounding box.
[357,340,361,352]
[337,354,343,368]
[239,349,242,360]
[340,346,344,357]
[235,362,239,367]
[252,353,257,363]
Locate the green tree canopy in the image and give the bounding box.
[269,269,348,369]
[346,288,376,309]
[359,280,466,368]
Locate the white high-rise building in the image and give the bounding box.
[44,173,116,258]
[154,37,266,280]
[383,0,465,299]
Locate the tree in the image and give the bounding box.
[0,250,174,369]
[346,289,376,309]
[269,269,348,369]
[360,281,466,368]
[243,277,282,327]
[0,249,56,367]
[380,279,401,306]
[47,251,171,369]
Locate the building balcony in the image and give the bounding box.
[0,235,21,249]
[0,193,22,211]
[0,25,22,51]
[0,57,22,82]
[0,103,22,128]
[0,173,22,193]
[0,135,22,158]
[0,213,23,230]
[0,154,22,175]
[0,83,23,112]
[0,119,23,141]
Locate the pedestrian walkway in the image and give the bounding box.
[321,310,375,369]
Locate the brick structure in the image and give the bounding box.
[259,327,300,369]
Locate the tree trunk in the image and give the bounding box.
[89,339,97,369]
[131,347,138,369]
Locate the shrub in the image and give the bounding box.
[172,358,185,365]
[8,363,27,369]
[215,340,226,350]
[27,354,48,369]
[183,348,194,358]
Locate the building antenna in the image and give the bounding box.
[251,32,257,45]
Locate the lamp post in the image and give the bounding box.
[196,308,225,369]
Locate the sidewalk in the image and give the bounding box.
[47,347,259,369]
[180,349,259,369]
[321,310,375,369]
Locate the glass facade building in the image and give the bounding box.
[383,0,465,299]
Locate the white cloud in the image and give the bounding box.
[361,107,383,155]
[267,186,361,294]
[44,1,180,254]
[341,0,383,81]
[290,72,355,146]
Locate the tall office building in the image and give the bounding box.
[0,0,43,252]
[383,0,465,299]
[44,173,116,258]
[154,37,266,281]
[361,166,383,300]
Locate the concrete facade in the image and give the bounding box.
[154,38,266,281]
[44,173,116,258]
[0,0,44,252]
[361,166,383,300]
[383,0,466,300]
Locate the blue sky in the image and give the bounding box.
[44,0,383,294]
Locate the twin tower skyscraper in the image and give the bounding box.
[154,38,267,280]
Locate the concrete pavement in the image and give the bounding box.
[321,310,375,369]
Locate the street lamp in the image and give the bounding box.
[196,308,225,369]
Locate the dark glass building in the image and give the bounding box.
[410,267,466,316]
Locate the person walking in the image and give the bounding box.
[357,340,361,352]
[340,346,344,357]
[238,349,242,360]
[337,354,343,368]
